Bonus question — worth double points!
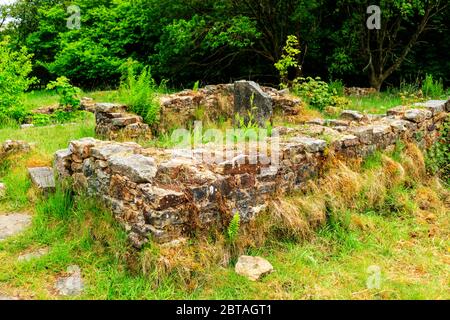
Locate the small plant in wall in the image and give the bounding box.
[227,212,241,244]
[46,76,81,110]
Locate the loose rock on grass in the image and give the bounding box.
[235,255,274,281]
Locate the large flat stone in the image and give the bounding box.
[109,154,157,183]
[340,110,366,122]
[403,109,432,123]
[94,103,126,113]
[0,213,32,240]
[413,100,447,115]
[289,137,327,153]
[90,143,140,160]
[234,80,273,127]
[28,167,55,192]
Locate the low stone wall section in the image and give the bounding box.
[55,99,449,248]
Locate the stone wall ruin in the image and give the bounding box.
[55,97,449,248]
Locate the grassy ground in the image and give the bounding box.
[0,124,448,299]
[347,94,403,114]
[0,90,448,300]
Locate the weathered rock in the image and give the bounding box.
[290,137,327,153]
[54,149,73,178]
[340,110,366,122]
[0,213,32,240]
[69,137,98,158]
[18,247,49,262]
[28,167,55,192]
[139,184,186,210]
[385,119,411,133]
[0,140,31,160]
[339,135,359,147]
[54,265,84,296]
[109,154,157,183]
[344,87,376,96]
[403,109,432,123]
[350,126,374,144]
[235,255,274,281]
[94,102,126,113]
[413,100,447,115]
[90,143,140,160]
[387,106,409,117]
[95,105,151,140]
[111,116,141,127]
[234,80,273,127]
[307,118,325,126]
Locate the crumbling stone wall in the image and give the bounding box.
[55,99,449,248]
[91,82,301,138]
[159,82,301,131]
[344,87,377,96]
[94,103,152,140]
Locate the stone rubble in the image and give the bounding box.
[235,255,274,281]
[54,265,84,297]
[0,140,31,160]
[344,87,377,96]
[28,167,56,193]
[158,82,302,133]
[55,99,449,247]
[18,247,49,262]
[94,103,152,140]
[0,213,32,241]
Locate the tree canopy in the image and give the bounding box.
[1,0,448,90]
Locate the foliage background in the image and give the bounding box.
[0,0,449,90]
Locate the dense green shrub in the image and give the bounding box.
[119,61,160,127]
[0,37,35,124]
[293,77,333,111]
[46,76,81,109]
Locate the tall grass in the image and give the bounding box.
[422,74,445,98]
[118,62,161,127]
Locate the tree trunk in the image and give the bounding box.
[369,75,383,92]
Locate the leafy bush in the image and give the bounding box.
[426,118,449,185]
[422,74,444,98]
[119,61,160,127]
[46,76,81,109]
[0,37,36,122]
[293,77,332,111]
[31,113,52,126]
[292,77,350,112]
[274,35,301,88]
